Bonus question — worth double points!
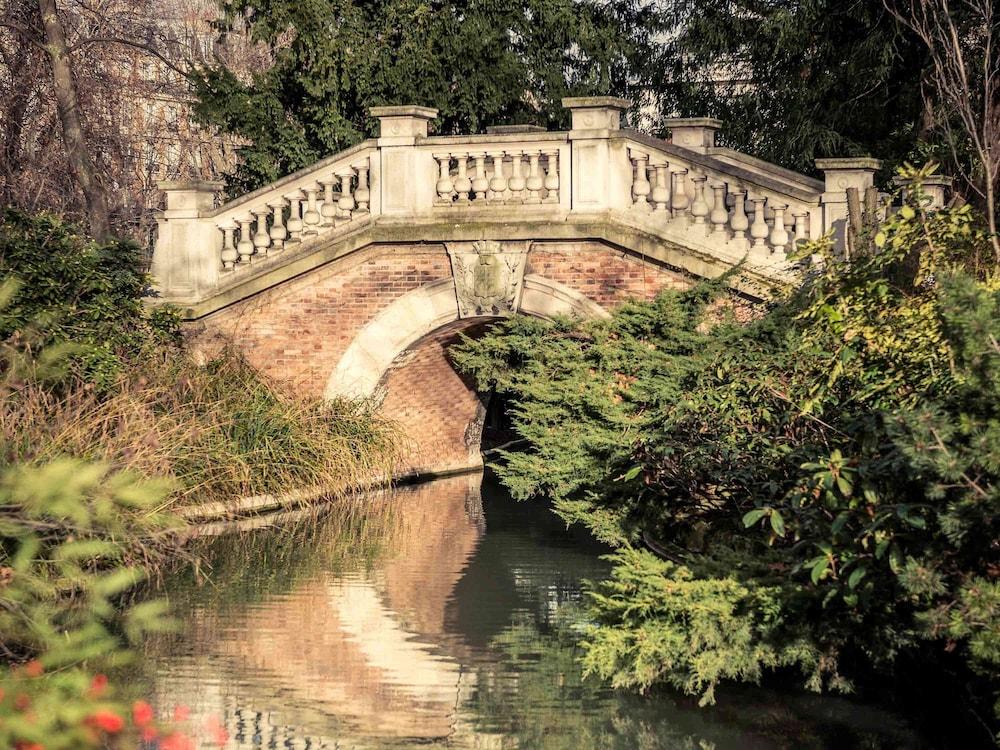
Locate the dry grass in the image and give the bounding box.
[0,347,403,510]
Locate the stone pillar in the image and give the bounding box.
[371,105,438,216]
[562,96,633,212]
[151,180,223,301]
[664,117,723,153]
[893,174,952,209]
[816,158,882,250]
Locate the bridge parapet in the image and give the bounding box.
[152,98,924,308]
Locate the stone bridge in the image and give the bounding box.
[151,97,905,477]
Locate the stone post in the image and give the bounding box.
[371,105,438,216]
[151,180,224,301]
[664,117,723,154]
[893,174,952,209]
[562,96,633,212]
[816,158,882,251]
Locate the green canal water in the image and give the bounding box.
[139,472,933,749]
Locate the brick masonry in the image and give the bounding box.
[188,240,696,476]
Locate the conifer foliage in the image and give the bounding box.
[192,0,663,191]
[452,170,1000,739]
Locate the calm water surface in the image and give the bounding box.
[141,473,929,749]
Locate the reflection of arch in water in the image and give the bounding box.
[154,472,491,745]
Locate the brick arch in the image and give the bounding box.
[324,274,608,400]
[378,318,498,477]
[328,274,609,477]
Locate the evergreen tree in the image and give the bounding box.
[657,0,929,176]
[192,0,663,191]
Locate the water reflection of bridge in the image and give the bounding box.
[150,472,605,749]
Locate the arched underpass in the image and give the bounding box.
[376,318,500,477]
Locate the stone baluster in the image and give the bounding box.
[252,206,271,257]
[488,151,507,202]
[709,184,728,234]
[793,211,809,244]
[671,169,690,215]
[435,153,454,203]
[336,167,356,221]
[471,152,489,201]
[525,151,543,204]
[768,202,789,253]
[353,161,370,213]
[320,177,338,226]
[783,211,795,253]
[631,151,651,210]
[508,152,526,202]
[690,175,709,225]
[542,149,559,203]
[302,185,321,235]
[650,161,670,213]
[729,189,749,246]
[749,197,769,250]
[453,154,472,202]
[285,191,304,242]
[219,221,238,270]
[237,215,254,264]
[267,197,288,252]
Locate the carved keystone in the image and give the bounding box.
[445,240,530,318]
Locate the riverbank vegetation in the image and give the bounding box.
[0,210,401,509]
[0,209,401,747]
[453,171,1000,741]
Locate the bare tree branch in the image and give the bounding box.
[887,0,1000,260]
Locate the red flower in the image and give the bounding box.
[158,732,195,750]
[141,726,159,742]
[172,704,190,722]
[86,709,124,734]
[23,660,43,678]
[132,700,155,727]
[88,674,108,698]
[14,693,31,711]
[204,715,229,747]
[14,742,44,750]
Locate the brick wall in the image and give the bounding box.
[189,240,697,476]
[188,244,453,397]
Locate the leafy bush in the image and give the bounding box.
[0,209,179,389]
[453,169,1000,735]
[0,210,402,508]
[0,459,183,748]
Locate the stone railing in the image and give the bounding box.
[151,97,948,305]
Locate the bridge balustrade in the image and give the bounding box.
[151,97,947,307]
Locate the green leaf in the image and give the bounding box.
[621,465,642,482]
[848,567,867,589]
[811,556,830,584]
[742,509,768,528]
[769,510,786,537]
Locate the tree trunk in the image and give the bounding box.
[36,0,111,240]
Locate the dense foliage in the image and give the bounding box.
[0,209,179,388]
[0,459,187,749]
[193,0,663,191]
[452,173,1000,738]
[658,0,929,176]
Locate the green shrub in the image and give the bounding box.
[0,210,179,389]
[0,459,179,748]
[453,167,1000,732]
